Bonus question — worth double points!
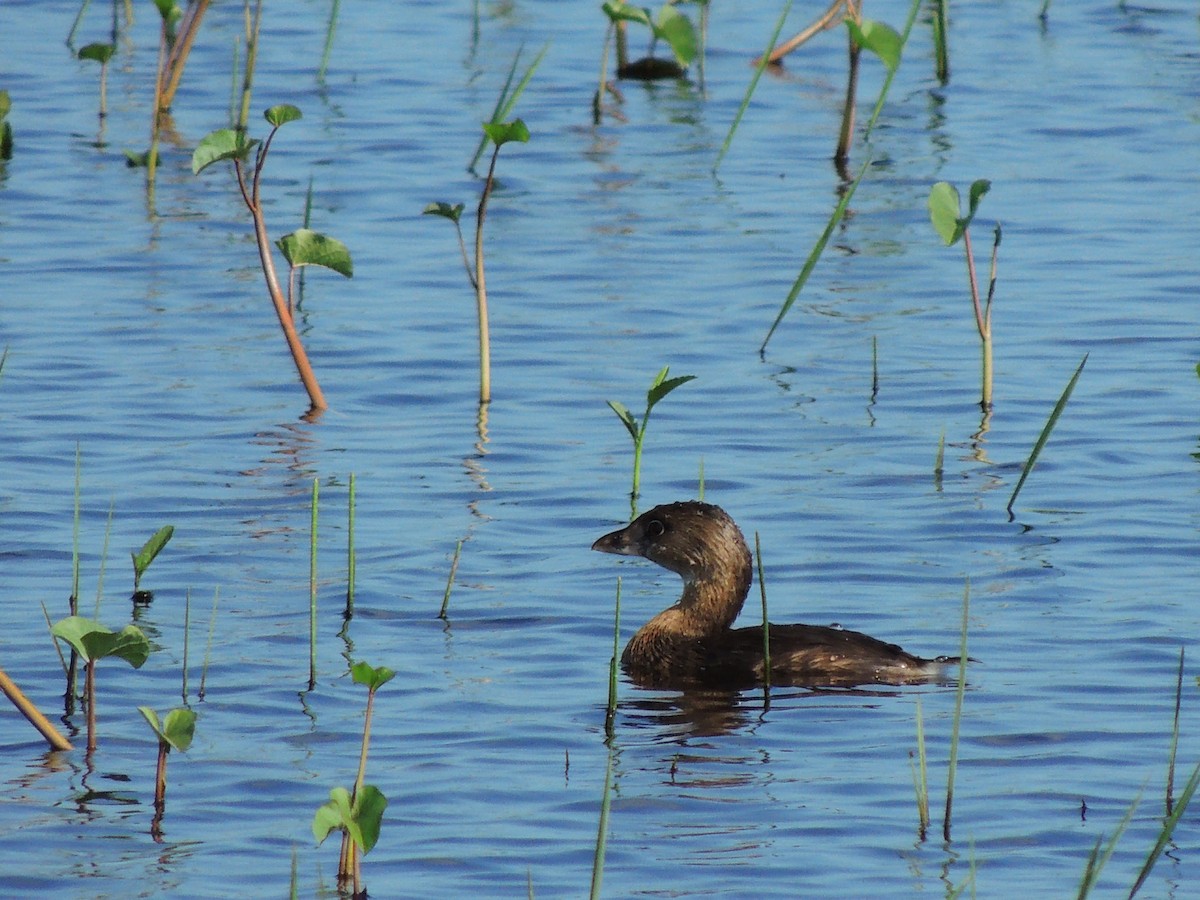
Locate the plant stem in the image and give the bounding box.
[944,579,970,842]
[346,473,356,614]
[438,540,463,620]
[235,154,329,412]
[160,0,211,113]
[834,21,861,167]
[605,578,621,739]
[309,478,319,691]
[85,660,97,755]
[755,532,771,692]
[0,665,74,751]
[154,741,169,809]
[474,145,502,405]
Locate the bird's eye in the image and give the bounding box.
[646,519,665,538]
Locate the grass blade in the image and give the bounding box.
[604,578,622,739]
[1129,762,1200,897]
[943,578,969,842]
[1006,353,1088,514]
[712,0,793,174]
[761,157,870,353]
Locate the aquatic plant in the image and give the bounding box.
[50,615,151,753]
[1006,353,1087,515]
[467,45,545,173]
[438,539,463,621]
[138,705,196,834]
[345,473,356,618]
[313,661,393,896]
[77,42,115,119]
[0,90,13,160]
[155,0,210,115]
[131,524,174,601]
[604,578,622,739]
[0,664,74,751]
[198,586,220,701]
[910,697,930,839]
[943,579,970,841]
[424,118,530,405]
[754,532,771,693]
[931,0,949,83]
[760,157,869,352]
[589,743,617,900]
[605,365,695,518]
[713,0,793,173]
[600,1,696,81]
[317,0,341,85]
[193,105,354,413]
[309,477,318,690]
[928,179,998,411]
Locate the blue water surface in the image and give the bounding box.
[2,0,1199,896]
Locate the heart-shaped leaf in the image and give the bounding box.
[276,229,353,278]
[192,129,259,174]
[51,617,151,667]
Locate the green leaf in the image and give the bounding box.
[161,707,196,752]
[928,181,962,245]
[139,706,195,751]
[132,525,174,584]
[313,787,352,845]
[51,616,151,667]
[275,229,354,278]
[153,0,181,24]
[967,179,992,218]
[138,706,161,737]
[482,118,531,147]
[1007,353,1088,513]
[647,371,695,410]
[0,90,10,120]
[422,202,465,223]
[654,5,697,67]
[264,104,302,128]
[606,400,639,441]
[847,19,903,72]
[350,661,396,691]
[602,2,653,26]
[312,785,388,854]
[78,43,116,64]
[353,785,388,854]
[192,129,259,174]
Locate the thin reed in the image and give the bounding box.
[712,0,793,174]
[199,586,220,700]
[943,578,969,842]
[910,697,930,839]
[1006,353,1088,514]
[438,540,463,620]
[346,473,357,614]
[309,477,319,691]
[761,157,870,353]
[604,578,622,739]
[589,744,616,900]
[754,532,770,692]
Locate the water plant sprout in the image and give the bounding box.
[50,615,151,754]
[605,365,695,518]
[313,661,393,897]
[131,524,174,600]
[754,533,771,694]
[1006,354,1087,515]
[424,118,530,405]
[77,42,116,119]
[928,179,999,411]
[193,105,354,414]
[600,1,697,81]
[138,705,196,834]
